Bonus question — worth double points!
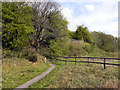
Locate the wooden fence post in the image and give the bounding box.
[65,58,67,65]
[75,58,76,65]
[104,58,106,69]
[88,57,90,64]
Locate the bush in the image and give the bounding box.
[83,43,92,53]
[2,49,11,58]
[2,49,19,58]
[25,53,37,62]
[3,47,37,62]
[19,48,37,62]
[22,49,37,62]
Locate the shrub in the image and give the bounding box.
[25,53,37,62]
[21,48,37,62]
[2,49,11,58]
[83,43,92,53]
[2,49,18,58]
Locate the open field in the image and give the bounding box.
[2,57,50,88]
[29,61,119,88]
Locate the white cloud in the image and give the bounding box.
[61,7,73,21]
[61,1,118,37]
[56,0,119,3]
[61,7,78,31]
[85,5,94,12]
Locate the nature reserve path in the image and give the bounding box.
[14,64,56,89]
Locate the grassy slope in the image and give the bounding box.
[29,62,118,88]
[28,41,119,88]
[69,40,118,58]
[2,41,118,88]
[2,57,50,88]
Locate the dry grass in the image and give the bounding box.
[29,62,118,88]
[2,57,50,88]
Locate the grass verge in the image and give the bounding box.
[29,61,118,88]
[2,57,50,88]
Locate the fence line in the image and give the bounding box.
[54,56,120,60]
[53,56,120,69]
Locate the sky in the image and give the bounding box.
[54,0,119,37]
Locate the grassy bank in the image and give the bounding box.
[29,61,118,88]
[2,57,50,88]
[68,40,118,58]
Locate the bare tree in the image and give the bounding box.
[31,1,65,48]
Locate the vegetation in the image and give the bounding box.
[2,2,34,50]
[29,62,118,88]
[72,25,94,43]
[2,1,119,58]
[68,40,118,57]
[1,1,119,89]
[31,2,68,48]
[2,57,50,88]
[92,31,118,52]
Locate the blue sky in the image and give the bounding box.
[54,0,118,37]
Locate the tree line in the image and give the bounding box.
[2,2,69,58]
[69,25,119,53]
[2,1,119,60]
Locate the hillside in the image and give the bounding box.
[1,1,119,89]
[68,40,118,58]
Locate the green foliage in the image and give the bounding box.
[73,25,94,43]
[31,2,69,49]
[31,2,70,57]
[68,31,75,39]
[2,49,12,58]
[2,2,119,59]
[61,38,70,55]
[83,43,92,53]
[68,41,91,56]
[25,53,37,62]
[2,48,37,62]
[48,39,63,57]
[49,40,62,56]
[2,2,34,50]
[92,31,118,52]
[47,38,69,58]
[68,41,81,56]
[22,48,37,62]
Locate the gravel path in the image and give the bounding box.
[14,64,56,89]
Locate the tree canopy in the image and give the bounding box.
[72,25,94,43]
[92,31,118,52]
[2,2,33,50]
[2,1,119,58]
[31,2,69,48]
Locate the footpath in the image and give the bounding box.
[14,64,56,89]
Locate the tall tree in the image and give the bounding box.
[31,2,68,48]
[73,25,93,43]
[2,2,34,50]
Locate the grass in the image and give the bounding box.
[2,46,119,88]
[68,40,118,58]
[29,61,119,88]
[2,57,50,88]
